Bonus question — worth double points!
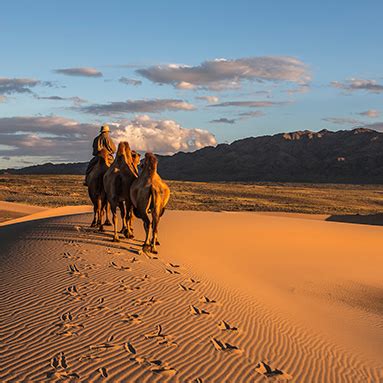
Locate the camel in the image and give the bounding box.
[103,141,138,241]
[130,152,170,254]
[86,148,111,229]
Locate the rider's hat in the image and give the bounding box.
[100,124,110,133]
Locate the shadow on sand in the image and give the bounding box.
[326,213,383,226]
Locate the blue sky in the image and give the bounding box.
[0,0,382,167]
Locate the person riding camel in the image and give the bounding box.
[84,124,116,186]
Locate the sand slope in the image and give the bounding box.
[0,204,92,227]
[0,201,46,223]
[0,209,382,382]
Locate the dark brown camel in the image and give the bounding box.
[130,153,170,253]
[86,148,111,229]
[103,142,138,241]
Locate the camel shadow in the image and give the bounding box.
[326,213,383,226]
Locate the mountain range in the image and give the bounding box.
[2,128,383,183]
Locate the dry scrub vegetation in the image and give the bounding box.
[0,175,382,215]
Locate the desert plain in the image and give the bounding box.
[0,177,382,382]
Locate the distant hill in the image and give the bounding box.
[2,128,383,183]
[0,161,88,175]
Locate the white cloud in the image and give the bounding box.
[357,109,380,118]
[0,116,98,163]
[112,115,216,154]
[54,67,103,77]
[176,81,196,89]
[196,95,219,103]
[331,78,383,93]
[0,115,216,166]
[0,77,52,95]
[137,56,310,90]
[80,99,196,116]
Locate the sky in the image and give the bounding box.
[0,0,383,168]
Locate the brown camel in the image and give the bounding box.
[130,152,170,253]
[86,148,111,229]
[103,142,138,241]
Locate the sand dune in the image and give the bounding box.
[0,208,382,382]
[0,203,92,227]
[0,201,46,223]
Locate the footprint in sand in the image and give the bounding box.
[140,249,159,260]
[119,312,142,325]
[190,305,209,316]
[144,325,178,347]
[199,296,216,304]
[110,261,131,271]
[90,335,121,352]
[98,367,108,378]
[63,252,81,260]
[134,296,157,306]
[144,325,163,339]
[165,268,180,275]
[150,364,177,376]
[124,341,137,355]
[156,338,178,348]
[178,283,194,291]
[79,353,102,362]
[136,274,151,282]
[254,362,293,381]
[188,278,200,284]
[48,352,80,379]
[84,263,99,270]
[60,312,72,322]
[68,264,88,278]
[167,262,180,268]
[210,337,239,352]
[63,285,85,301]
[217,320,238,331]
[118,281,141,292]
[130,355,177,376]
[53,313,84,336]
[84,297,111,314]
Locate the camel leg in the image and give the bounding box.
[111,203,120,242]
[98,200,105,232]
[150,208,160,254]
[119,202,127,233]
[90,203,97,227]
[104,202,112,226]
[141,211,151,253]
[130,212,135,234]
[96,197,102,227]
[124,201,134,239]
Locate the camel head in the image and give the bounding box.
[143,152,158,175]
